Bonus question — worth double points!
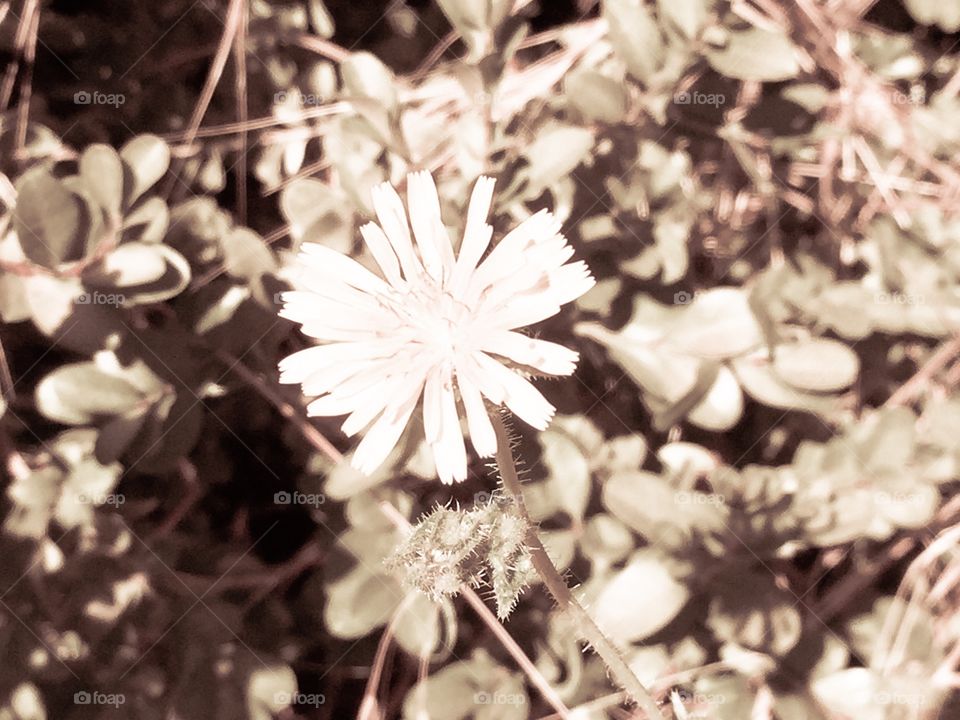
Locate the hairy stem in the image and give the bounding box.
[490,412,665,719]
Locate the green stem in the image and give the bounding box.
[490,412,666,719]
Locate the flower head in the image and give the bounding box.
[278,172,594,483]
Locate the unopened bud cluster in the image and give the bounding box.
[388,495,535,619]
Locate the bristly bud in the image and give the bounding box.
[386,495,535,619]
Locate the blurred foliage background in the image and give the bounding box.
[2,0,960,718]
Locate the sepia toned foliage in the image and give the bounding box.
[2,0,960,718]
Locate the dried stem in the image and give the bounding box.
[490,412,665,719]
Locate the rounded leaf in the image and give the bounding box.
[36,363,143,425]
[84,242,191,305]
[773,337,860,393]
[14,167,86,268]
[80,144,125,217]
[706,28,801,82]
[120,135,170,205]
[592,549,690,642]
[665,287,763,359]
[565,69,627,123]
[324,567,401,639]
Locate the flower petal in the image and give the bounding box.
[351,376,424,475]
[472,351,556,430]
[481,331,580,376]
[298,243,391,296]
[450,176,496,294]
[406,171,453,282]
[456,366,496,458]
[371,181,423,282]
[422,364,443,444]
[359,222,403,287]
[431,370,468,483]
[279,343,392,384]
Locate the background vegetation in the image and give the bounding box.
[2,0,960,718]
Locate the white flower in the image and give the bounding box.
[278,172,594,483]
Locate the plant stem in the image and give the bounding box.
[490,412,665,719]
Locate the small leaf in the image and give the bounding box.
[434,0,512,59]
[904,0,960,32]
[341,52,398,111]
[592,549,690,642]
[773,337,860,393]
[308,0,335,37]
[221,228,277,280]
[665,287,763,359]
[120,134,170,205]
[706,27,801,82]
[35,363,144,424]
[658,0,711,39]
[80,144,125,217]
[540,427,591,520]
[580,514,634,566]
[324,565,402,639]
[14,167,85,268]
[604,0,664,85]
[84,242,191,305]
[732,353,842,416]
[522,124,594,196]
[246,666,298,720]
[394,593,443,657]
[564,69,627,123]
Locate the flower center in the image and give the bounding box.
[384,281,474,359]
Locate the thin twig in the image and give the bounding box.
[232,0,249,225]
[13,0,39,162]
[885,335,960,408]
[490,412,665,719]
[163,0,245,199]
